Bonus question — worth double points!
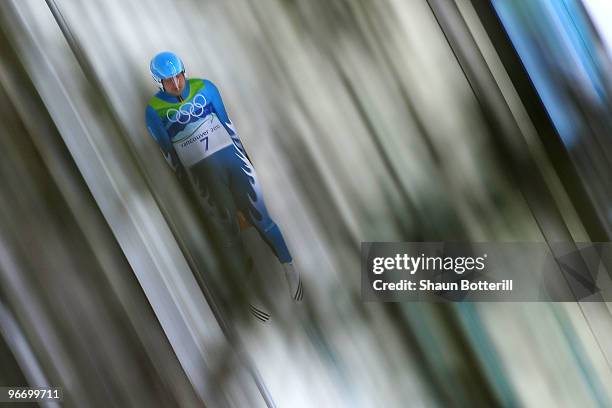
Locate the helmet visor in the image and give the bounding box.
[161,72,186,95]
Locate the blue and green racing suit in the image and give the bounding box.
[145,78,293,274]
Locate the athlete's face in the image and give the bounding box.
[162,72,186,96]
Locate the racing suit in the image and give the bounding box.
[145,78,293,278]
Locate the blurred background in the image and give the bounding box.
[1,0,612,406]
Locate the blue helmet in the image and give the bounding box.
[150,51,185,87]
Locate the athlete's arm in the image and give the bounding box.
[145,105,173,160]
[145,105,191,189]
[204,80,252,162]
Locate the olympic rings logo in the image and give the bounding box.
[166,94,208,124]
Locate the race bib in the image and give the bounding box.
[172,114,233,167]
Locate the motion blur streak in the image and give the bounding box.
[0,0,611,407]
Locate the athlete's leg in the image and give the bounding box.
[226,148,303,301]
[188,157,271,319]
[189,157,243,257]
[226,149,292,264]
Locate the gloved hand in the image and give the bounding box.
[283,262,304,302]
